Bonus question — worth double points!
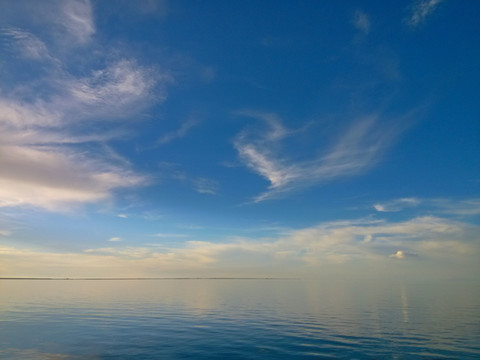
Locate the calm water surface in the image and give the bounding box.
[0,279,478,359]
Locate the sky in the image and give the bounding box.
[0,0,479,279]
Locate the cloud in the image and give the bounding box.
[373,197,480,217]
[353,10,370,34]
[152,233,189,238]
[1,28,51,60]
[235,113,401,202]
[1,214,477,277]
[406,0,443,27]
[191,177,219,195]
[160,163,219,195]
[0,62,153,212]
[0,7,171,212]
[108,237,122,242]
[374,198,420,212]
[432,198,480,216]
[0,145,145,211]
[65,59,167,120]
[157,118,199,145]
[389,250,406,259]
[58,0,95,44]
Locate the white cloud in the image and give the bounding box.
[152,233,189,238]
[0,60,165,211]
[157,118,199,145]
[0,98,61,130]
[353,10,370,34]
[0,7,172,213]
[235,113,401,202]
[0,145,145,211]
[108,237,122,242]
[389,250,406,259]
[191,177,219,195]
[374,198,420,212]
[59,0,95,44]
[1,28,51,60]
[432,198,480,216]
[160,163,219,196]
[1,214,477,277]
[406,0,443,27]
[65,59,167,120]
[373,197,480,217]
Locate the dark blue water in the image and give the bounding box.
[0,279,479,359]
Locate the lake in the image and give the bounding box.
[0,279,478,359]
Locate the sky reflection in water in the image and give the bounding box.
[0,279,479,359]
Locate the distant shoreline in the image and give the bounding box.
[0,277,298,280]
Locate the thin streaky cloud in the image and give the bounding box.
[1,28,51,60]
[108,237,122,242]
[373,197,480,216]
[192,177,219,195]
[431,198,480,216]
[406,0,444,27]
[374,198,420,212]
[159,163,219,196]
[59,0,95,44]
[65,59,167,120]
[235,113,402,202]
[151,233,189,238]
[157,118,199,145]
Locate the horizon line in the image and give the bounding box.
[0,277,300,281]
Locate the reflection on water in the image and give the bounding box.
[0,279,479,359]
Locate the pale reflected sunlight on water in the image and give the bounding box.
[0,279,478,359]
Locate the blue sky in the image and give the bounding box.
[0,0,478,278]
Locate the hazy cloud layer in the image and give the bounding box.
[1,214,477,277]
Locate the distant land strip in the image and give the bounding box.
[0,277,299,280]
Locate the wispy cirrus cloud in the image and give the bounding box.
[0,2,171,212]
[57,0,95,44]
[374,198,420,212]
[373,197,480,217]
[0,60,161,211]
[64,59,167,120]
[235,112,402,202]
[157,118,199,145]
[353,10,370,34]
[159,162,219,195]
[1,28,52,60]
[432,198,480,216]
[406,0,444,27]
